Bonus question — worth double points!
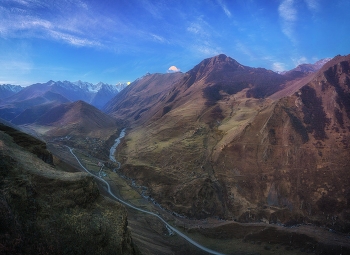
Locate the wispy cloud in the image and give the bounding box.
[216,0,232,18]
[196,42,221,57]
[235,41,255,60]
[304,0,319,12]
[0,1,108,48]
[150,33,167,43]
[187,17,210,37]
[292,56,308,66]
[185,16,222,57]
[278,0,297,44]
[49,31,101,47]
[272,62,286,72]
[140,0,162,19]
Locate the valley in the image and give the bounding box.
[46,128,350,255]
[1,53,350,254]
[1,127,348,255]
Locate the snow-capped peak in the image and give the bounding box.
[313,58,332,69]
[0,84,23,93]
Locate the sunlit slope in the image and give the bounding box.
[109,54,350,232]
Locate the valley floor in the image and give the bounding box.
[48,143,350,255]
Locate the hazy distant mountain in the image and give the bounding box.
[106,53,350,233]
[0,84,23,100]
[281,58,331,76]
[0,80,128,124]
[2,80,126,109]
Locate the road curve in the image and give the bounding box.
[67,146,226,255]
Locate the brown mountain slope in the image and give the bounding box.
[36,100,118,137]
[111,54,350,232]
[109,55,290,216]
[213,54,350,230]
[104,72,185,123]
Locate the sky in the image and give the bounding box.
[0,0,349,86]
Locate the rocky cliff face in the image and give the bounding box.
[0,123,54,164]
[0,125,139,255]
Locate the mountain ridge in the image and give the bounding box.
[0,80,128,125]
[1,80,127,109]
[106,53,350,231]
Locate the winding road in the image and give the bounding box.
[66,130,226,255]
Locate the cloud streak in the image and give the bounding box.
[278,0,297,44]
[304,0,319,12]
[272,62,286,72]
[216,0,232,18]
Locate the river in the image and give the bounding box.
[109,128,126,162]
[67,128,226,255]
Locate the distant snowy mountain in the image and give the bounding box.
[1,80,128,109]
[280,58,332,75]
[0,84,23,100]
[0,80,128,124]
[91,82,128,109]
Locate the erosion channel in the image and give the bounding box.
[50,129,350,255]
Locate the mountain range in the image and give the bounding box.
[104,54,350,233]
[0,84,23,101]
[0,80,128,124]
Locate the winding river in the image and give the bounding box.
[109,128,126,162]
[67,129,226,255]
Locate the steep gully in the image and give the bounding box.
[67,129,225,255]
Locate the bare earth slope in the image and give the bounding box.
[109,54,350,233]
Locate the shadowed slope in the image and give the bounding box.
[37,100,117,137]
[0,123,139,255]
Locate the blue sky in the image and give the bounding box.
[0,0,349,86]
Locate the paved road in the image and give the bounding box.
[67,146,226,255]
